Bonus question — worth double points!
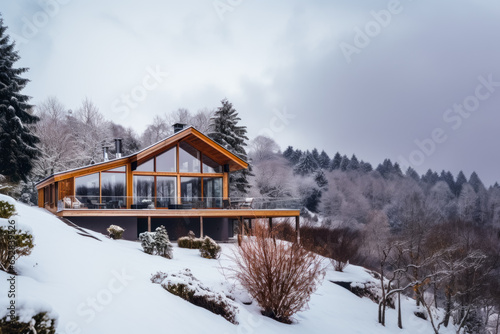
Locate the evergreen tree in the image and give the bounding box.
[282,146,295,163]
[359,160,373,173]
[291,149,303,165]
[293,151,319,176]
[405,167,420,182]
[0,18,39,182]
[440,170,456,196]
[468,171,485,193]
[329,152,342,171]
[318,150,330,169]
[455,171,467,197]
[421,169,439,185]
[311,148,320,164]
[346,154,359,171]
[208,99,250,196]
[340,155,350,171]
[314,169,328,189]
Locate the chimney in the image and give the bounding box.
[102,145,110,161]
[114,138,123,158]
[173,123,186,133]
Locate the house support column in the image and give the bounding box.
[148,216,151,232]
[248,218,252,236]
[269,217,273,231]
[295,216,300,243]
[200,216,204,238]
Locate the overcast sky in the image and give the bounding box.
[3,0,500,185]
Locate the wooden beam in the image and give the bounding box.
[58,209,301,218]
[200,216,204,238]
[126,163,133,209]
[148,216,151,232]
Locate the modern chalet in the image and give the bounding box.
[35,124,300,241]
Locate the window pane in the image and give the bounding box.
[136,158,154,172]
[202,155,222,173]
[203,177,222,208]
[101,173,126,208]
[133,175,155,207]
[107,166,126,172]
[179,142,200,173]
[75,173,100,205]
[156,176,176,208]
[156,147,176,172]
[181,177,201,205]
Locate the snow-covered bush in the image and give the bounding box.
[0,200,16,218]
[199,236,221,259]
[107,224,124,240]
[233,223,325,323]
[138,225,173,258]
[139,231,155,255]
[154,225,173,259]
[177,230,203,249]
[151,269,239,324]
[0,311,56,334]
[0,221,34,274]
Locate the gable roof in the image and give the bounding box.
[35,126,248,189]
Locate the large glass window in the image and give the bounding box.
[133,175,155,208]
[179,142,200,173]
[156,176,176,208]
[75,173,99,205]
[136,158,154,172]
[203,177,222,208]
[156,147,176,172]
[202,155,222,173]
[101,172,126,208]
[181,177,201,206]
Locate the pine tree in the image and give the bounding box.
[153,225,173,259]
[455,171,467,197]
[208,99,250,196]
[311,148,320,164]
[283,146,295,163]
[293,151,319,176]
[340,155,350,171]
[0,18,39,182]
[318,150,330,169]
[405,167,420,182]
[329,152,342,171]
[440,170,456,196]
[468,171,485,193]
[314,169,328,189]
[346,154,359,171]
[359,160,373,173]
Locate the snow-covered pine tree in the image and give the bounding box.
[318,150,330,170]
[293,151,319,176]
[0,18,39,183]
[346,154,359,171]
[455,171,467,197]
[208,99,250,196]
[329,152,342,171]
[153,225,173,259]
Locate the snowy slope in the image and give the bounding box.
[0,195,455,334]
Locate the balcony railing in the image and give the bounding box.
[57,196,301,211]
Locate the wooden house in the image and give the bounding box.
[35,125,300,240]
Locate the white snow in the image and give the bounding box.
[0,194,457,333]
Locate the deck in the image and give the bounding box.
[56,208,300,219]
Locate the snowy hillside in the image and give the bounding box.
[0,195,455,334]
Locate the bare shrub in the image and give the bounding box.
[232,223,325,323]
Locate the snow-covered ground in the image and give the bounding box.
[0,194,456,333]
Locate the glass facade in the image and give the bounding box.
[133,175,155,208]
[136,158,154,172]
[181,177,202,206]
[179,142,200,173]
[202,154,222,173]
[75,173,99,205]
[203,177,222,208]
[156,147,176,172]
[156,176,176,208]
[101,171,126,208]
